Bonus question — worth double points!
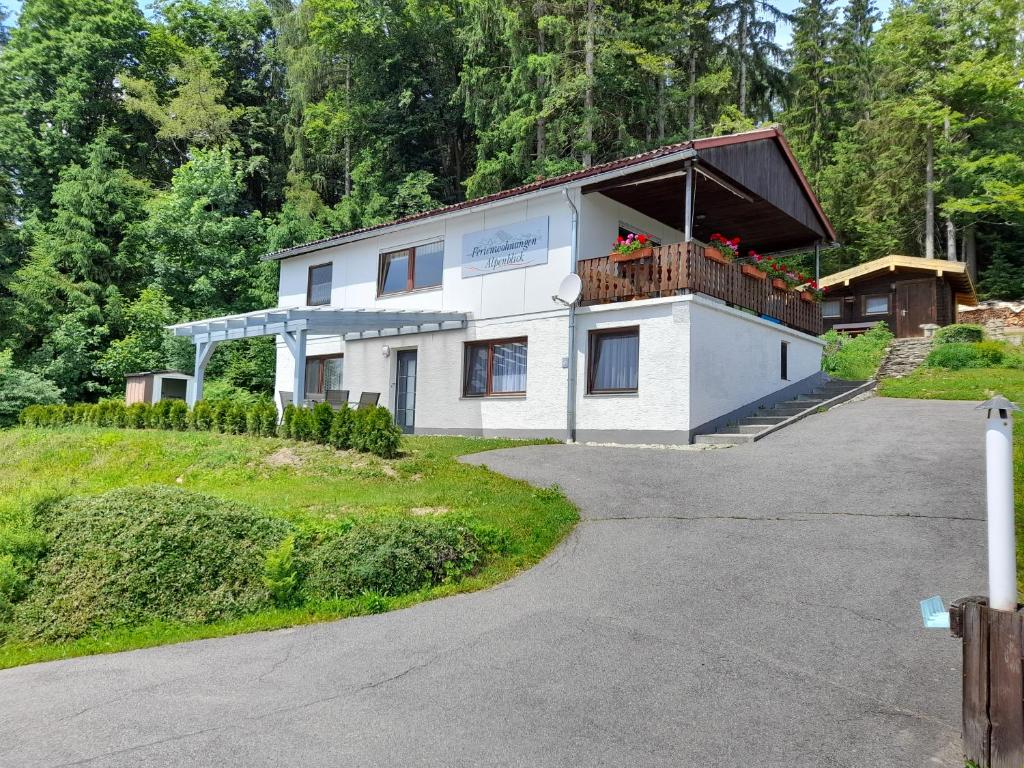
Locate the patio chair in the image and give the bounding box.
[326,389,350,409]
[356,391,380,410]
[278,391,294,410]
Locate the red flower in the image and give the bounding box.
[616,236,624,244]
[638,234,647,244]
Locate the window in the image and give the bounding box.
[780,341,789,381]
[378,241,444,295]
[864,294,890,315]
[588,327,639,394]
[307,263,332,306]
[617,225,661,246]
[463,338,528,397]
[304,354,344,396]
[822,299,841,319]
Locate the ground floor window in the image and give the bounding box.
[588,327,639,393]
[463,338,528,396]
[305,354,344,395]
[864,294,890,315]
[822,299,841,319]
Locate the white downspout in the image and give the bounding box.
[562,188,580,444]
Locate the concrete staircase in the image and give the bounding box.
[694,378,874,445]
[876,337,933,379]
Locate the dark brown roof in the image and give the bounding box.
[264,126,835,261]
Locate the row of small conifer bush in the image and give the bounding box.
[19,398,402,458]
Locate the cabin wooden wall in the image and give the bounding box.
[822,274,956,337]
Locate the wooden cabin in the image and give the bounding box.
[818,255,977,338]
[124,370,194,405]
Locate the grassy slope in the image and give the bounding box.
[878,367,1024,590]
[0,428,577,669]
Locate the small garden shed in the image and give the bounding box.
[818,255,977,338]
[124,371,194,405]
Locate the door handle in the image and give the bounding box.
[901,309,907,317]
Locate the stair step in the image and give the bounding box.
[736,424,768,434]
[695,432,756,445]
[737,416,789,426]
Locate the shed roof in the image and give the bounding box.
[819,255,977,306]
[263,126,835,262]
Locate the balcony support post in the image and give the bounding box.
[683,161,694,243]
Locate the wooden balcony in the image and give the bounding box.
[577,241,823,337]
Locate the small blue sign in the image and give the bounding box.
[920,596,950,629]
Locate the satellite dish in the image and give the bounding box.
[554,273,583,306]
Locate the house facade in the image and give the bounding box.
[172,127,836,444]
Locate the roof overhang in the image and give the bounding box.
[819,255,977,306]
[168,306,469,345]
[261,126,835,263]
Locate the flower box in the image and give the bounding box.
[741,264,767,280]
[609,246,654,263]
[705,247,731,265]
[771,277,790,291]
[800,290,815,303]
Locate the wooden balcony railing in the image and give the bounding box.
[577,241,823,336]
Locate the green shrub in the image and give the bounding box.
[926,341,1006,370]
[351,406,402,458]
[290,407,312,441]
[300,515,489,599]
[225,403,247,435]
[20,404,70,427]
[189,400,213,431]
[13,486,291,642]
[263,535,299,607]
[310,402,334,444]
[934,323,984,345]
[126,402,150,429]
[211,401,230,432]
[328,405,355,450]
[0,350,62,428]
[820,322,894,380]
[245,403,262,436]
[258,402,278,436]
[279,403,296,439]
[198,379,264,408]
[166,400,188,430]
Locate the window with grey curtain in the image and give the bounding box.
[491,341,527,393]
[464,340,528,396]
[590,329,639,392]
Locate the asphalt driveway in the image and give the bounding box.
[0,397,986,767]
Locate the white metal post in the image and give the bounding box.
[979,396,1020,612]
[190,339,219,407]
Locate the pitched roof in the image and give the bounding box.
[819,255,977,306]
[264,126,834,261]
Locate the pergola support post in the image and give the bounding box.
[281,329,307,408]
[190,340,219,406]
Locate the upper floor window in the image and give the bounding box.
[378,241,444,295]
[864,294,890,315]
[307,263,332,306]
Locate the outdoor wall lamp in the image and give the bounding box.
[381,344,391,358]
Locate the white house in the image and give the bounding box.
[170,127,836,444]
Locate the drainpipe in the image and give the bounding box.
[562,188,579,444]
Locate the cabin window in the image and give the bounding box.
[304,354,344,396]
[588,327,640,394]
[780,341,789,381]
[463,338,528,397]
[307,263,333,306]
[378,241,444,295]
[822,299,841,319]
[864,294,890,315]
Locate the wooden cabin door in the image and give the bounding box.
[896,281,935,337]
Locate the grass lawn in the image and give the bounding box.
[878,366,1024,590]
[0,428,577,669]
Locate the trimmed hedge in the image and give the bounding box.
[6,485,506,641]
[933,323,984,345]
[925,340,1009,370]
[20,399,403,458]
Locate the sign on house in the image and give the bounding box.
[461,217,549,277]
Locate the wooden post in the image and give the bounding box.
[951,597,1024,767]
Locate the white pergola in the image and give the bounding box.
[168,306,468,407]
